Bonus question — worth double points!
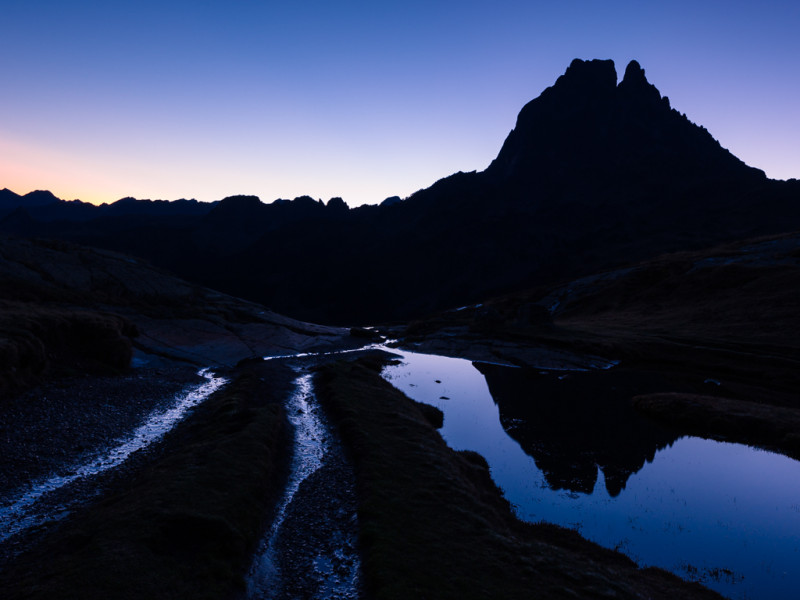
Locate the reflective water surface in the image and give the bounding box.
[247,374,328,598]
[383,350,800,600]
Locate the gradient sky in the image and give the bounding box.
[2,1,798,206]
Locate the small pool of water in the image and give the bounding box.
[383,350,800,600]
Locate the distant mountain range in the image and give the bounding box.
[4,59,799,324]
[0,189,214,221]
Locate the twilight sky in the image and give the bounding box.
[2,1,799,206]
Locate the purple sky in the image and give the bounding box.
[2,1,798,206]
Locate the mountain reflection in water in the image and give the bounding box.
[383,350,800,600]
[475,363,681,496]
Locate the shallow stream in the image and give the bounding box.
[246,364,361,600]
[0,369,226,544]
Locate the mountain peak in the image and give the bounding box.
[550,58,617,97]
[618,60,663,105]
[23,190,59,202]
[486,58,761,184]
[621,60,646,85]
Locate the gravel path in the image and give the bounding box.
[272,434,361,600]
[245,362,363,600]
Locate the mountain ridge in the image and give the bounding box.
[3,58,799,324]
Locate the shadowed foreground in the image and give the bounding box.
[0,366,294,600]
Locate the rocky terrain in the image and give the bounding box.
[0,234,357,598]
[1,366,296,600]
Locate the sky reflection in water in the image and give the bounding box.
[383,350,800,600]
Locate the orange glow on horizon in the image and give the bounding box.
[1,135,112,205]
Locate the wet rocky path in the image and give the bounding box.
[0,366,218,564]
[245,367,362,600]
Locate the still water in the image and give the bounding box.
[383,350,800,600]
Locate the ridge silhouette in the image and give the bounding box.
[2,59,799,324]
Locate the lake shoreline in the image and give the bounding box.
[389,308,800,464]
[315,354,723,600]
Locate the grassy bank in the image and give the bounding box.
[1,364,294,600]
[315,356,723,600]
[0,301,136,394]
[395,231,800,460]
[634,392,800,459]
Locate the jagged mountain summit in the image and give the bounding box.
[3,59,799,324]
[487,59,762,183]
[411,58,768,215]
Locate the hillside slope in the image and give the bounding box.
[0,234,348,393]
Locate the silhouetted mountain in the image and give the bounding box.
[476,363,681,496]
[0,189,60,212]
[103,197,213,217]
[380,196,402,207]
[0,193,215,222]
[0,189,23,210]
[0,188,17,203]
[3,59,799,324]
[486,59,761,184]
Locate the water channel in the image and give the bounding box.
[245,371,361,599]
[4,343,797,600]
[0,369,227,544]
